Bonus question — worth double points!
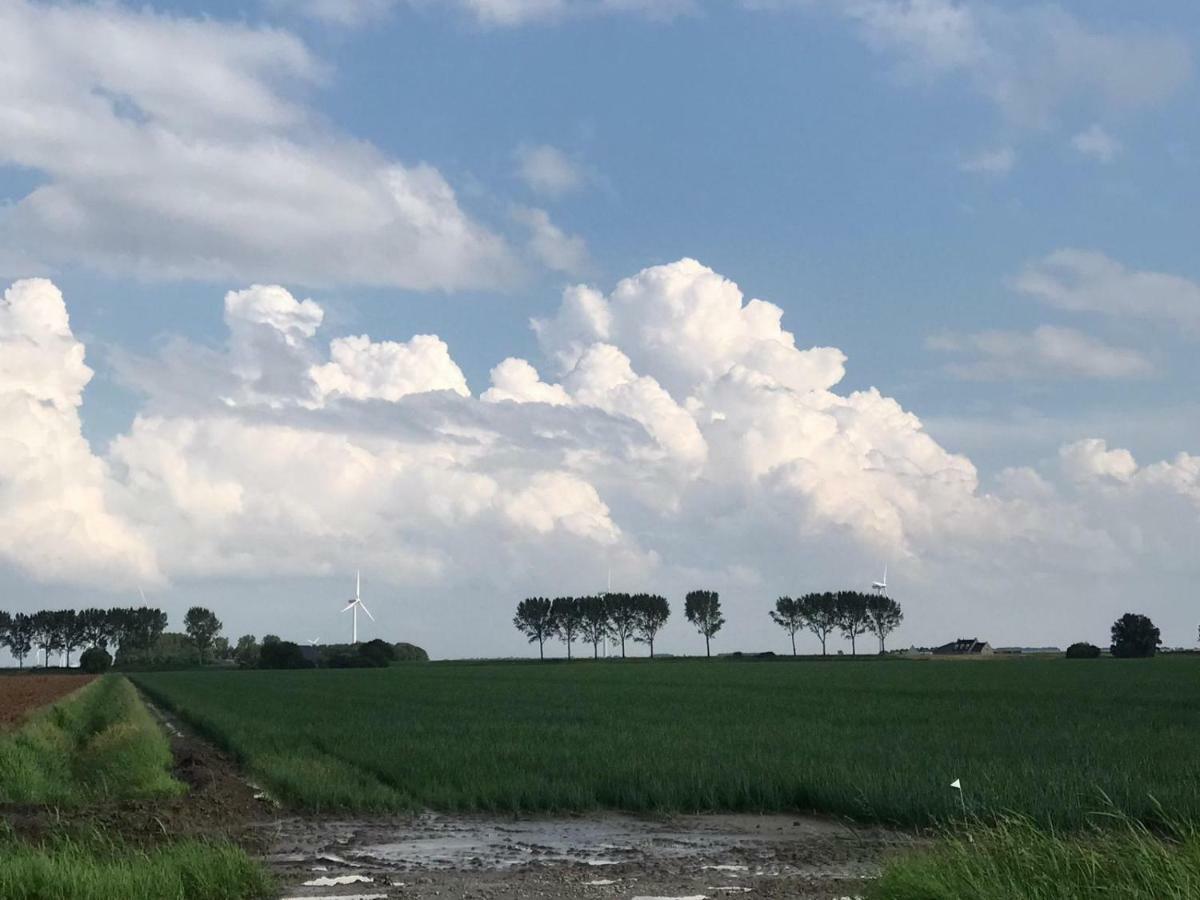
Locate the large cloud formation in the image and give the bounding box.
[3,261,1199,655]
[0,0,516,290]
[0,280,158,587]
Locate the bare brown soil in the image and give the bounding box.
[0,674,95,727]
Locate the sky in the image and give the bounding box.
[2,0,1199,659]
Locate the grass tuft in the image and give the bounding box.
[0,675,182,804]
[0,828,274,900]
[870,809,1200,900]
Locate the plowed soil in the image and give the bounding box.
[0,674,95,727]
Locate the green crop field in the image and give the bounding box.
[134,656,1199,826]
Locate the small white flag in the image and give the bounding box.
[950,779,961,790]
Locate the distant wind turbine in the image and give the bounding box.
[306,638,321,646]
[341,571,374,644]
[871,565,888,594]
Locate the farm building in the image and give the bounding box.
[932,638,994,656]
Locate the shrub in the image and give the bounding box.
[80,647,113,673]
[358,639,395,668]
[392,642,428,662]
[1065,642,1101,659]
[258,640,313,670]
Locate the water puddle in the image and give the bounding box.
[263,812,911,899]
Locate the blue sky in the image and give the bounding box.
[2,0,1200,657]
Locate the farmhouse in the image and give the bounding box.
[932,638,994,656]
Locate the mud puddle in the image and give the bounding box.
[262,812,914,900]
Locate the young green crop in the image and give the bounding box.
[135,657,1200,825]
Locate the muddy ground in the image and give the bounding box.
[264,812,913,900]
[0,673,95,726]
[5,695,917,899]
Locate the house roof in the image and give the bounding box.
[933,638,989,654]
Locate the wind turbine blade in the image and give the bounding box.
[342,603,355,613]
[360,603,375,622]
[138,586,148,604]
[356,570,361,599]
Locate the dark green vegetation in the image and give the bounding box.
[0,607,166,669]
[1111,612,1162,658]
[871,811,1200,900]
[135,657,1197,825]
[0,828,273,900]
[514,591,728,659]
[772,592,904,656]
[0,675,181,804]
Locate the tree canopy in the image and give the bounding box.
[1110,613,1161,658]
[684,590,724,657]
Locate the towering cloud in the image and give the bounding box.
[3,261,1199,654]
[0,280,158,587]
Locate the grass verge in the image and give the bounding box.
[870,810,1200,900]
[0,674,182,803]
[0,826,274,900]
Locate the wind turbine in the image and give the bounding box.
[871,565,888,594]
[306,638,321,646]
[341,571,374,644]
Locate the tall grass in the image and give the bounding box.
[0,675,182,804]
[870,809,1200,899]
[0,827,273,900]
[135,657,1199,824]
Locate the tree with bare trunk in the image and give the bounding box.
[513,597,554,660]
[684,590,724,658]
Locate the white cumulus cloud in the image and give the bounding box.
[5,261,1200,654]
[0,279,159,587]
[0,0,517,291]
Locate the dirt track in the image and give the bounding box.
[264,812,913,899]
[4,696,916,899]
[0,674,94,727]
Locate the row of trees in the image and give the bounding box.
[771,592,904,656]
[514,592,703,660]
[513,589,903,659]
[0,606,228,668]
[0,607,169,668]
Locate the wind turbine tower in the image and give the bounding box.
[341,571,375,644]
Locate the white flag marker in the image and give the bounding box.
[950,778,961,790]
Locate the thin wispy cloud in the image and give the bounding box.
[1070,125,1122,163]
[1015,250,1200,334]
[959,146,1015,176]
[514,144,589,199]
[928,326,1153,381]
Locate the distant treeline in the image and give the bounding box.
[513,589,903,659]
[0,607,167,670]
[230,635,428,669]
[0,605,428,671]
